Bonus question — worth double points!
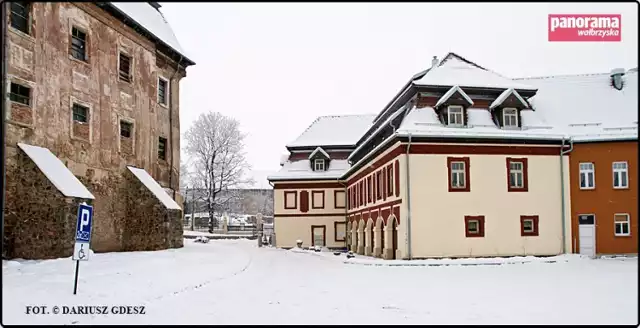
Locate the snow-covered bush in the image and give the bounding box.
[194,236,210,243]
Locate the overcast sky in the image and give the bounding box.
[161,2,638,189]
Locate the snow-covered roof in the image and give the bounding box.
[286,114,376,148]
[127,166,181,210]
[109,3,193,64]
[17,143,95,199]
[517,70,638,142]
[435,85,474,107]
[267,159,350,181]
[396,107,566,141]
[490,88,529,110]
[413,55,537,91]
[308,147,330,159]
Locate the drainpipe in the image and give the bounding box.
[337,177,348,251]
[168,55,184,202]
[559,137,574,254]
[404,132,413,260]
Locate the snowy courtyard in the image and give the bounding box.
[2,239,637,325]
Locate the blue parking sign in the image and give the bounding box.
[75,203,93,243]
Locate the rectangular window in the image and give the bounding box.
[614,214,630,236]
[158,77,169,105]
[311,191,324,209]
[520,215,539,237]
[507,158,528,192]
[334,222,346,242]
[613,162,628,189]
[579,162,595,189]
[158,137,167,160]
[464,215,485,238]
[376,171,382,200]
[9,83,31,106]
[447,105,464,126]
[119,53,132,83]
[314,159,325,171]
[72,103,88,123]
[284,191,297,210]
[502,108,518,128]
[71,27,87,61]
[367,176,372,203]
[387,165,393,196]
[120,121,132,138]
[447,157,470,192]
[360,181,364,207]
[10,2,30,34]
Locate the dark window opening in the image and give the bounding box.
[71,27,87,61]
[10,2,30,34]
[119,53,131,82]
[120,121,132,138]
[158,78,168,105]
[72,103,88,123]
[158,137,167,160]
[9,83,30,106]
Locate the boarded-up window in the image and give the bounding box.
[284,191,297,209]
[312,225,326,247]
[300,190,309,213]
[312,191,324,209]
[334,222,346,242]
[334,190,345,209]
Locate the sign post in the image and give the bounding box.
[72,202,93,295]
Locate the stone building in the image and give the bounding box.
[3,2,195,259]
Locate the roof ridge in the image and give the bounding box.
[515,72,616,81]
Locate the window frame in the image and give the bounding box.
[314,159,325,171]
[9,82,31,107]
[506,157,529,192]
[447,105,464,127]
[612,161,629,189]
[502,107,519,129]
[334,221,346,242]
[157,76,170,107]
[464,215,485,238]
[10,2,30,35]
[158,137,168,161]
[284,191,298,210]
[387,165,394,196]
[120,120,133,138]
[579,162,596,190]
[70,26,88,62]
[118,51,132,83]
[72,103,89,123]
[311,190,325,209]
[447,157,470,192]
[520,215,539,237]
[614,213,631,237]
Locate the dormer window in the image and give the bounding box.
[447,105,464,127]
[314,159,325,171]
[502,108,518,128]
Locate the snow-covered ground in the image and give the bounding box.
[3,239,637,325]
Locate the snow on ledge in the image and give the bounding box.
[308,147,330,160]
[127,166,181,210]
[17,143,94,199]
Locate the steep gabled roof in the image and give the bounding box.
[308,147,330,160]
[413,53,537,90]
[435,85,474,107]
[286,114,376,148]
[490,88,529,109]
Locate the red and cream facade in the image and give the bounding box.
[269,53,637,259]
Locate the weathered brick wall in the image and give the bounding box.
[4,3,186,257]
[3,151,90,259]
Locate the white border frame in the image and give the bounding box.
[613,213,631,237]
[612,161,629,189]
[447,105,464,127]
[117,49,134,84]
[579,162,596,190]
[314,158,325,171]
[157,76,170,108]
[502,107,519,129]
[577,213,596,255]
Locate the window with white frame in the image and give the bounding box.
[314,159,325,171]
[613,161,628,189]
[614,213,630,236]
[447,106,464,127]
[509,161,524,188]
[579,162,595,189]
[450,161,466,189]
[502,108,518,128]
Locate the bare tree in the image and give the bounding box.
[184,112,254,232]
